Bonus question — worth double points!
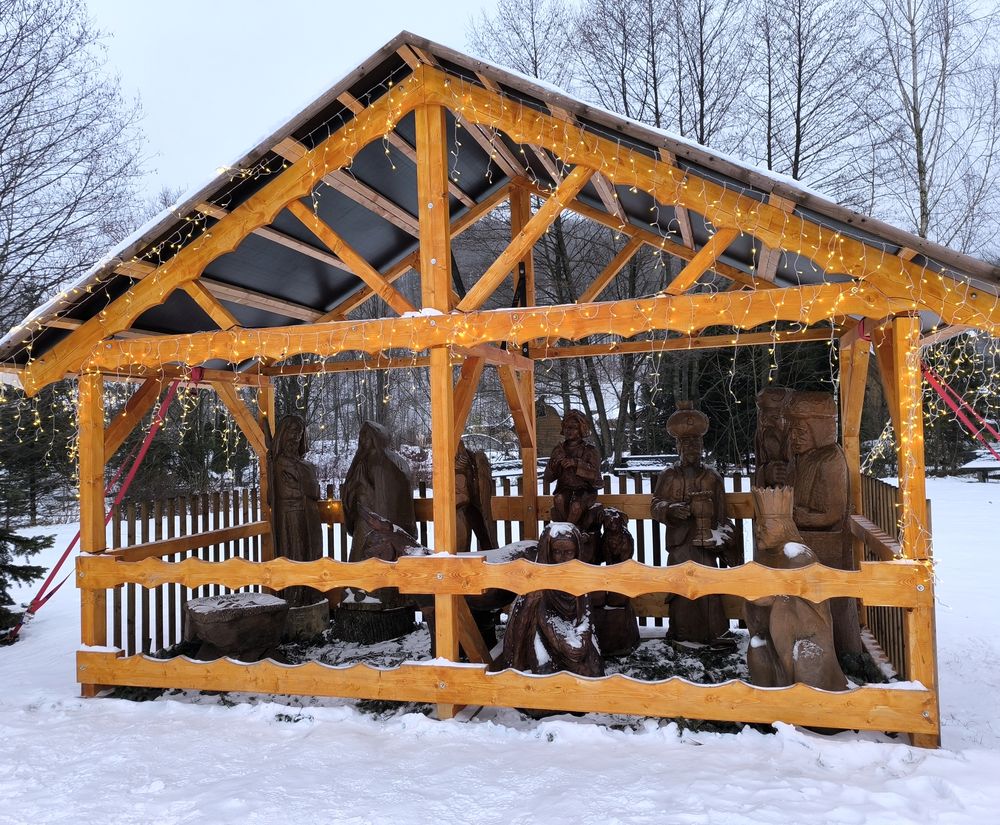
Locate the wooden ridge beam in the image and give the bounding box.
[21,67,431,395]
[398,48,523,178]
[664,227,741,295]
[104,378,162,458]
[458,166,594,311]
[531,327,836,360]
[286,200,416,317]
[423,68,999,332]
[88,283,918,374]
[578,238,644,304]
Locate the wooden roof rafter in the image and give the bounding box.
[421,67,1000,331]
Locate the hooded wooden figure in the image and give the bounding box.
[490,521,604,677]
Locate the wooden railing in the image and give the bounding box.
[89,472,939,738]
[856,475,933,681]
[77,552,937,735]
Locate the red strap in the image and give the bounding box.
[921,363,1000,463]
[4,368,203,643]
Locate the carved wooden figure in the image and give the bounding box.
[342,421,418,564]
[787,391,863,657]
[490,522,604,677]
[753,387,794,489]
[744,487,849,692]
[268,414,324,607]
[651,401,736,646]
[591,507,641,656]
[455,439,497,553]
[542,410,603,524]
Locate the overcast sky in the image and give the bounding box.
[87,0,493,199]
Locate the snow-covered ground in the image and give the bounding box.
[1,477,998,824]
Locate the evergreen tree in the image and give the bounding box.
[0,527,51,636]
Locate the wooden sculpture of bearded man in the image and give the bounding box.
[745,486,848,692]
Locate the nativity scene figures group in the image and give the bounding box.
[259,385,858,694]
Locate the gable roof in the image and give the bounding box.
[2,31,998,373]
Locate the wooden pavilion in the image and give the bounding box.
[3,33,999,747]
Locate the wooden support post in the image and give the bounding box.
[256,380,275,562]
[888,314,938,747]
[78,372,107,697]
[510,185,538,539]
[839,332,871,624]
[416,103,461,718]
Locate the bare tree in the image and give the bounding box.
[747,0,878,204]
[866,0,1000,249]
[0,0,144,329]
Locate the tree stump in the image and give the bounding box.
[183,593,288,661]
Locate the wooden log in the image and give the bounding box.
[88,283,918,374]
[75,652,938,735]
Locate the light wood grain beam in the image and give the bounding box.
[498,364,535,448]
[664,228,741,295]
[286,200,417,316]
[423,68,998,331]
[458,166,594,311]
[531,327,837,359]
[199,280,321,323]
[90,283,921,374]
[919,325,972,348]
[660,149,695,248]
[182,280,239,330]
[20,69,429,395]
[104,377,162,458]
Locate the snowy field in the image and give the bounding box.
[1,476,998,824]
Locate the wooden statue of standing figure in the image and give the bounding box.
[745,486,848,691]
[753,387,793,489]
[455,439,497,553]
[342,421,418,564]
[490,521,604,677]
[268,414,324,608]
[651,401,736,646]
[786,391,863,658]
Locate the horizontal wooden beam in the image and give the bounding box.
[531,328,837,360]
[87,283,912,374]
[77,554,930,607]
[75,652,937,734]
[107,522,270,563]
[456,343,533,371]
